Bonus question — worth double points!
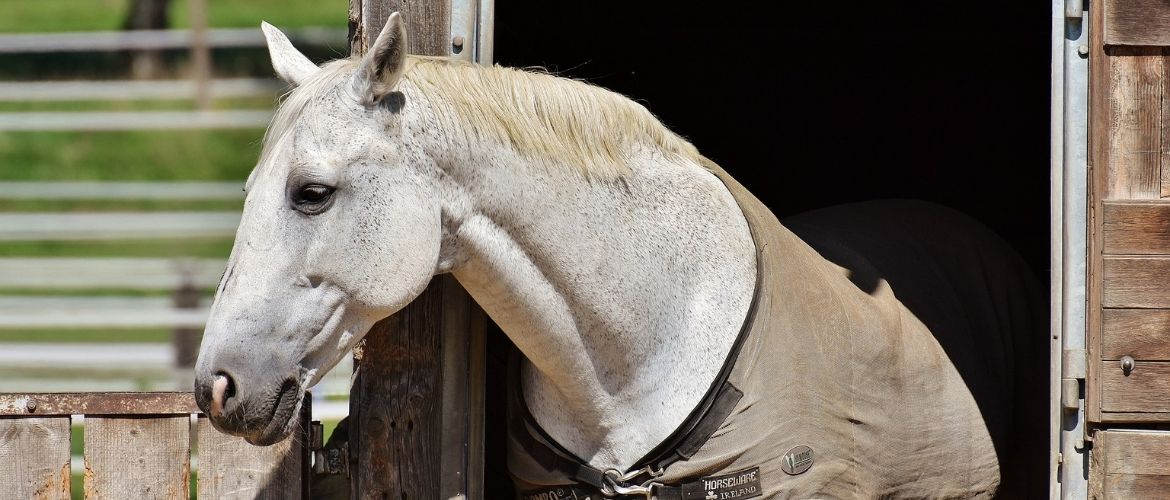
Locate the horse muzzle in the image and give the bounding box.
[193,349,305,446]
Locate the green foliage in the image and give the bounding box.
[0,0,345,33]
[0,130,263,181]
[0,0,130,33]
[172,0,348,30]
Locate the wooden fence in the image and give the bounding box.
[0,392,310,499]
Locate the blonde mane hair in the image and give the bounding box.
[257,56,708,181]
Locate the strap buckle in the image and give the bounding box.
[599,467,664,498]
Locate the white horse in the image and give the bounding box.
[194,14,1044,498]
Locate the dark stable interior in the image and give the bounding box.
[484,1,1050,495]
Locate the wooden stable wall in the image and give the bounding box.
[1089,0,1170,424]
[1087,0,1170,496]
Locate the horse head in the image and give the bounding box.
[193,14,443,445]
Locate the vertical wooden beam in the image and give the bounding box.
[348,1,490,497]
[84,415,190,499]
[189,0,212,110]
[0,417,71,500]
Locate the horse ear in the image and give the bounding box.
[261,21,319,87]
[350,12,408,105]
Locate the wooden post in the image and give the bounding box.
[172,275,200,390]
[188,0,212,110]
[346,2,488,498]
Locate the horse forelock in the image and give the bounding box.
[249,56,709,187]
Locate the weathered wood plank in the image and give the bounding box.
[1102,256,1170,308]
[1101,360,1170,412]
[1101,430,1170,475]
[84,416,190,499]
[352,280,445,499]
[0,392,198,416]
[1087,0,1110,424]
[1088,430,1106,498]
[1105,0,1170,47]
[196,409,308,500]
[1103,309,1170,360]
[1105,48,1164,199]
[0,417,71,500]
[1097,411,1170,422]
[1103,200,1170,254]
[1105,473,1170,498]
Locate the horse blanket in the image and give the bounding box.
[508,163,1044,499]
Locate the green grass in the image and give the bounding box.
[172,0,348,31]
[0,130,263,181]
[0,238,234,258]
[0,0,346,33]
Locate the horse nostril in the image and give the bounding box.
[210,372,237,418]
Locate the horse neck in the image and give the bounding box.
[428,125,758,469]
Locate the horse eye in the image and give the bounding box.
[297,184,334,204]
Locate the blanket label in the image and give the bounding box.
[519,485,592,500]
[682,466,763,500]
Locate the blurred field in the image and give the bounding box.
[0,0,346,33]
[0,130,262,181]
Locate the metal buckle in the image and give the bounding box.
[600,468,664,498]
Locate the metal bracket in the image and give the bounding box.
[1063,348,1086,380]
[449,0,494,63]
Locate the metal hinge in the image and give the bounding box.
[1061,348,1086,410]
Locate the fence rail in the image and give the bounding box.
[0,27,346,53]
[0,211,240,240]
[0,257,226,289]
[0,110,272,131]
[0,392,309,499]
[0,181,244,200]
[0,78,280,102]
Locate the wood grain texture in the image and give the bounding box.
[0,392,198,416]
[1102,256,1170,308]
[0,417,71,500]
[1105,473,1170,498]
[196,411,307,500]
[1087,0,1109,423]
[84,416,190,500]
[1101,360,1170,412]
[1103,309,1170,360]
[352,281,443,499]
[1096,411,1170,422]
[1103,200,1170,254]
[1105,0,1170,47]
[351,0,451,56]
[1105,47,1165,199]
[1088,430,1105,499]
[1101,430,1170,474]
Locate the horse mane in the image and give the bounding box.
[255,56,707,184]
